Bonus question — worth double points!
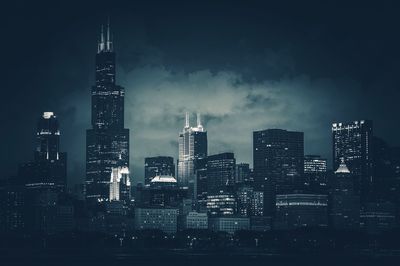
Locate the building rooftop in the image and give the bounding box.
[150,175,177,183]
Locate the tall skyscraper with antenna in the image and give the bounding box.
[177,112,207,201]
[85,20,129,203]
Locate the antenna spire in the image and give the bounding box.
[197,112,201,127]
[98,25,105,53]
[185,112,190,129]
[106,16,113,51]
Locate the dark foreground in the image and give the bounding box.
[2,229,400,265]
[1,249,400,266]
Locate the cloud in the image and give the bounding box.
[113,65,362,184]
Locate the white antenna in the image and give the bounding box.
[106,17,113,51]
[185,112,190,128]
[98,25,105,52]
[197,112,201,127]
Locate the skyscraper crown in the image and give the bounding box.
[182,112,205,132]
[98,18,113,53]
[335,158,351,174]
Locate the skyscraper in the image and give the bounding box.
[253,129,304,216]
[206,152,237,217]
[177,112,207,199]
[86,22,129,203]
[17,112,67,233]
[144,156,175,185]
[20,112,67,190]
[332,120,373,204]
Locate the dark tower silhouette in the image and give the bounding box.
[332,120,373,205]
[330,159,360,230]
[85,21,129,203]
[17,112,67,233]
[253,129,304,217]
[19,112,67,190]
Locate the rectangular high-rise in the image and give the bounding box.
[177,112,207,201]
[207,152,236,194]
[332,120,373,204]
[85,23,129,203]
[253,129,304,216]
[206,152,236,217]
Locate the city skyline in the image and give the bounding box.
[2,2,400,188]
[2,2,400,263]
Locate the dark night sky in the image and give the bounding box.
[1,1,400,186]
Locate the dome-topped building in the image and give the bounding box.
[150,175,177,184]
[335,158,351,174]
[150,175,178,188]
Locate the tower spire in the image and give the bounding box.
[106,16,113,51]
[197,112,201,127]
[196,112,204,131]
[98,25,105,53]
[185,112,190,129]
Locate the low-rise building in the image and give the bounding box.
[209,216,250,234]
[275,194,328,230]
[134,207,178,234]
[183,211,208,230]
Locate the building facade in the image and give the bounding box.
[109,166,131,203]
[236,184,264,217]
[332,120,373,205]
[330,160,360,230]
[183,211,208,230]
[253,129,304,216]
[275,194,328,230]
[208,217,250,234]
[134,207,179,234]
[235,163,251,184]
[304,155,327,193]
[194,157,208,212]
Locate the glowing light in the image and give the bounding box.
[43,112,54,119]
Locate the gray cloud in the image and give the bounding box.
[117,66,359,184]
[61,58,373,187]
